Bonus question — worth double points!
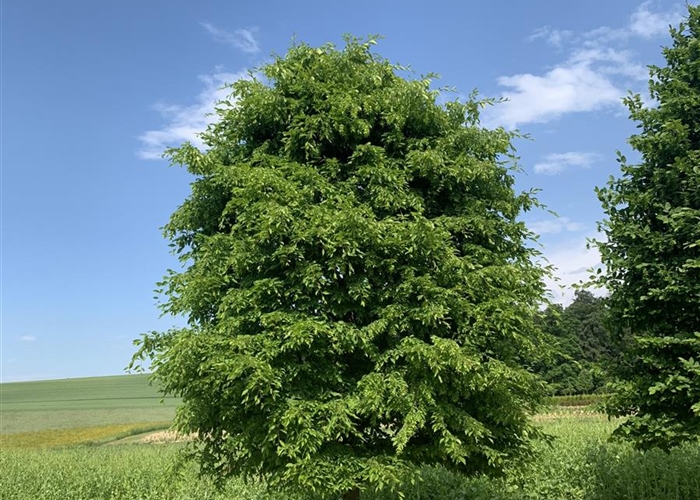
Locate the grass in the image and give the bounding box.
[2,412,700,499]
[0,445,275,500]
[0,374,179,434]
[2,377,700,499]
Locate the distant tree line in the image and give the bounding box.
[533,290,618,396]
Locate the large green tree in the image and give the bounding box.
[132,37,551,498]
[534,290,614,396]
[593,7,700,450]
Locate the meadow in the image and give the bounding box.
[2,375,700,500]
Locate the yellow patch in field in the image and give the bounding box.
[0,422,171,449]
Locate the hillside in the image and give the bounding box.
[0,374,179,435]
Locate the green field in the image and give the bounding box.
[2,375,700,499]
[0,374,179,436]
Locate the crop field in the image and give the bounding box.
[0,374,179,444]
[2,375,700,500]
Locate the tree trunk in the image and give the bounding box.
[343,487,360,500]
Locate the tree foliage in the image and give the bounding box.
[534,290,614,395]
[593,7,700,450]
[132,36,551,498]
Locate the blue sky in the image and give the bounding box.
[2,0,688,382]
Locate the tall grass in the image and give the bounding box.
[586,443,700,500]
[2,414,700,499]
[0,445,276,500]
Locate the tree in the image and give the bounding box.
[593,7,700,451]
[565,290,613,364]
[533,290,613,395]
[131,36,551,498]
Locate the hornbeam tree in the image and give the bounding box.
[593,7,700,451]
[132,36,551,499]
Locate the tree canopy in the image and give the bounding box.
[534,290,614,396]
[132,36,551,498]
[593,7,700,451]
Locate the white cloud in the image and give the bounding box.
[487,2,681,128]
[528,217,585,235]
[534,151,599,174]
[569,47,648,80]
[582,26,629,45]
[20,335,36,342]
[527,26,574,47]
[138,70,248,160]
[201,23,260,54]
[629,1,683,38]
[487,64,622,128]
[541,234,605,305]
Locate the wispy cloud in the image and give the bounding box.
[138,70,248,160]
[541,234,604,305]
[568,46,649,80]
[527,26,574,48]
[528,217,585,235]
[201,23,260,54]
[20,335,36,342]
[485,2,682,128]
[534,151,599,174]
[630,1,683,38]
